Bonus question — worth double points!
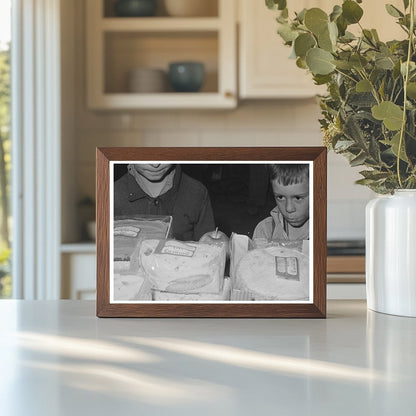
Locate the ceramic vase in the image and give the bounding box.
[366,189,416,317]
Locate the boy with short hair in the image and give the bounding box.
[114,163,215,241]
[253,164,309,241]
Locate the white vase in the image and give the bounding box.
[366,189,416,317]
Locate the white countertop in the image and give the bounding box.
[0,300,415,415]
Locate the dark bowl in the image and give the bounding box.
[168,62,205,93]
[114,0,158,17]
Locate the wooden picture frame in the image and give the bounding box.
[96,147,327,318]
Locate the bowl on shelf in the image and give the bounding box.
[128,68,167,93]
[114,0,158,17]
[164,0,217,17]
[168,61,205,92]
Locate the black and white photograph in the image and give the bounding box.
[109,161,313,303]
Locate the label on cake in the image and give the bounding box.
[114,226,141,237]
[154,240,196,257]
[274,256,300,281]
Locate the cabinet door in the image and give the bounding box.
[239,0,404,99]
[239,0,326,99]
[62,253,96,300]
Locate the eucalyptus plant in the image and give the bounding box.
[266,0,416,193]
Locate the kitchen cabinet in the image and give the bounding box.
[61,244,96,300]
[238,0,404,99]
[86,0,237,109]
[327,256,366,300]
[238,0,325,99]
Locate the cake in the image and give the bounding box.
[139,239,226,294]
[114,273,144,301]
[234,246,309,301]
[113,215,172,272]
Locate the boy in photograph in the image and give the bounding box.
[114,163,215,241]
[253,164,309,241]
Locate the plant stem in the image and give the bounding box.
[334,68,358,84]
[397,0,415,188]
[358,69,381,104]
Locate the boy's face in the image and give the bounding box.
[271,179,309,227]
[133,164,174,182]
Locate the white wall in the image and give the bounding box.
[62,0,375,243]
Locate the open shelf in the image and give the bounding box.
[104,31,218,94]
[101,17,221,31]
[86,0,236,109]
[103,0,219,18]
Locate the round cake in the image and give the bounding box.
[234,246,309,301]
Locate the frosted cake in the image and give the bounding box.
[234,246,309,301]
[140,239,226,294]
[114,216,172,272]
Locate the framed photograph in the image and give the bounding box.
[96,147,327,318]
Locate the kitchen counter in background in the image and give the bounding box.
[1,300,415,416]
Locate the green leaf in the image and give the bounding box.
[350,54,368,70]
[375,56,395,70]
[385,4,404,18]
[399,14,411,29]
[296,8,307,23]
[356,79,372,92]
[276,14,287,24]
[350,151,368,167]
[334,139,355,151]
[371,29,380,43]
[328,21,338,45]
[348,92,377,107]
[306,48,336,75]
[363,29,376,46]
[304,8,329,35]
[408,109,416,137]
[296,57,308,69]
[372,101,404,131]
[333,60,353,70]
[277,23,298,43]
[407,82,416,99]
[266,0,287,11]
[338,31,356,43]
[389,132,409,162]
[313,74,332,85]
[401,61,416,76]
[360,170,391,181]
[344,114,367,147]
[378,78,386,100]
[329,82,341,101]
[369,136,382,163]
[355,178,378,186]
[342,0,364,24]
[330,5,343,22]
[403,0,410,10]
[318,27,334,52]
[294,33,316,58]
[336,15,348,36]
